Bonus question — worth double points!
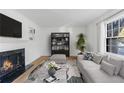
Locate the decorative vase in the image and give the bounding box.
[48,67,56,77]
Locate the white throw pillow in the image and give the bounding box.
[108,56,122,75]
[100,61,116,76]
[92,53,103,64]
[102,55,109,62]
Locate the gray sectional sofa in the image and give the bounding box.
[77,53,124,83]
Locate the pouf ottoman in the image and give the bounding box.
[49,54,66,64]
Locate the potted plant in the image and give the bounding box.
[48,61,58,77]
[76,33,86,59]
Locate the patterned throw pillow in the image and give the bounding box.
[83,52,93,61]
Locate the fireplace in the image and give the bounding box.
[0,49,25,83]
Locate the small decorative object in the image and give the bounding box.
[29,27,35,40]
[48,61,59,77]
[65,38,68,41]
[44,76,56,83]
[76,33,86,54]
[48,67,56,77]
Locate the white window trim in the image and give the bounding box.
[101,11,124,54]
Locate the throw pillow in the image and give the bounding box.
[92,53,103,64]
[119,63,124,78]
[83,52,93,61]
[102,55,109,62]
[108,56,122,75]
[100,61,116,76]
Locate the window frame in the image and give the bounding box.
[105,17,124,55]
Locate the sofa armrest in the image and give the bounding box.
[77,55,84,61]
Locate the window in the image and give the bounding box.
[106,18,124,55]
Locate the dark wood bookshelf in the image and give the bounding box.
[51,33,70,57]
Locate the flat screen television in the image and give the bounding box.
[0,13,22,38]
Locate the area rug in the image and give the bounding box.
[25,59,83,83]
[66,60,83,83]
[67,76,83,83]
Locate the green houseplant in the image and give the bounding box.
[76,33,85,54]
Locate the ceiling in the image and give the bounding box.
[17,9,112,27]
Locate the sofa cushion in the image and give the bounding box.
[108,56,122,75]
[77,60,124,83]
[49,54,66,64]
[92,53,103,64]
[100,61,115,76]
[80,60,99,68]
[119,63,124,78]
[84,66,124,83]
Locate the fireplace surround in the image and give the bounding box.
[0,49,25,83]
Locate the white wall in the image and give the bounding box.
[0,9,44,65]
[85,23,98,52]
[85,22,105,52]
[40,26,86,56]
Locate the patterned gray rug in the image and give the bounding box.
[25,59,84,83]
[67,60,83,83]
[67,76,83,83]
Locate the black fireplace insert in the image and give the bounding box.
[0,49,25,83]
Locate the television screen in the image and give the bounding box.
[0,13,22,38]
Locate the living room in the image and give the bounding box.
[1,0,124,93]
[1,9,124,83]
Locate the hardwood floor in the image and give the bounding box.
[67,56,77,61]
[13,56,77,83]
[13,56,48,83]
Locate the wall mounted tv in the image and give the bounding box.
[0,13,22,38]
